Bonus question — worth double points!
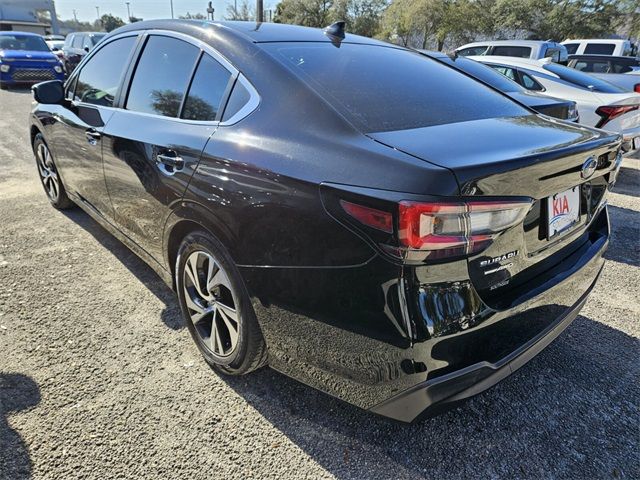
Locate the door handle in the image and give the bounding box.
[156,153,185,173]
[85,129,101,145]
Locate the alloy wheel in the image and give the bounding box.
[36,142,59,201]
[182,250,240,357]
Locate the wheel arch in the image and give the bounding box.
[163,201,239,288]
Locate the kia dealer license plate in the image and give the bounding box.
[548,186,580,238]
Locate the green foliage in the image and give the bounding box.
[274,0,637,50]
[100,14,126,32]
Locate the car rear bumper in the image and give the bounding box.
[368,266,599,422]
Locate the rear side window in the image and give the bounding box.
[521,72,544,91]
[126,36,200,117]
[458,46,488,56]
[564,43,579,54]
[612,63,632,74]
[490,46,531,58]
[584,43,615,55]
[264,43,527,133]
[182,54,231,121]
[74,36,137,107]
[222,80,251,122]
[72,35,83,48]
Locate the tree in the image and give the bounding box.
[100,14,126,32]
[225,0,255,20]
[274,0,334,27]
[179,12,208,19]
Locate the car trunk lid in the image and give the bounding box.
[369,114,620,307]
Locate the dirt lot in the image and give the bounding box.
[0,87,638,480]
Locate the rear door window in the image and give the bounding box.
[72,34,84,48]
[74,36,137,107]
[263,43,527,133]
[584,43,615,55]
[126,35,200,117]
[490,46,532,58]
[492,65,518,81]
[181,53,232,121]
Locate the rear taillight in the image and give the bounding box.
[339,199,393,233]
[634,84,640,94]
[339,197,532,263]
[398,200,531,259]
[595,104,639,128]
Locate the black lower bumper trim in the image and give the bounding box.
[368,268,601,423]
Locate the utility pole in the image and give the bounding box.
[95,6,100,20]
[206,2,215,20]
[126,2,131,21]
[170,0,174,18]
[73,9,78,22]
[256,0,263,22]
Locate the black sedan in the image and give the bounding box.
[423,50,580,121]
[29,20,621,422]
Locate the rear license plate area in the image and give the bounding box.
[547,186,581,239]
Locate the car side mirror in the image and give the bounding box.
[84,46,90,52]
[32,80,65,105]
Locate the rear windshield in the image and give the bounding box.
[450,57,521,92]
[584,43,615,55]
[489,46,532,58]
[0,34,50,52]
[542,63,625,93]
[263,43,527,133]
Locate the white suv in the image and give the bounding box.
[562,39,637,57]
[456,40,569,63]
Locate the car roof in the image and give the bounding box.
[562,39,628,45]
[110,19,389,47]
[457,40,558,49]
[0,31,41,37]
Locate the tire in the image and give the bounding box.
[175,231,268,375]
[33,133,74,210]
[0,83,7,90]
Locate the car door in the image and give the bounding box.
[102,33,234,262]
[50,34,139,218]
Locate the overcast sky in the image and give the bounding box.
[53,0,276,22]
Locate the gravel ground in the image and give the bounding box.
[0,87,638,480]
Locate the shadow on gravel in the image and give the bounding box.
[1,87,32,95]
[606,205,639,267]
[222,315,640,479]
[61,209,184,330]
[0,373,40,480]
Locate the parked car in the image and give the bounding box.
[62,31,106,72]
[456,40,569,63]
[30,20,621,423]
[0,31,64,88]
[423,50,579,121]
[562,39,637,57]
[44,34,65,42]
[470,56,640,152]
[45,39,65,62]
[567,55,640,93]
